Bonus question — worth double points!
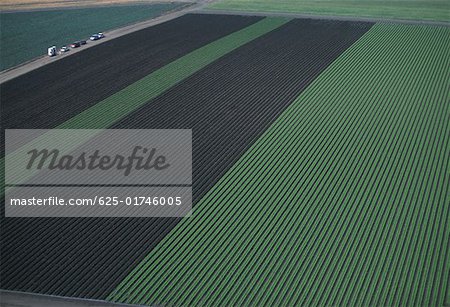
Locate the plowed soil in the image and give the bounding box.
[0,16,372,300]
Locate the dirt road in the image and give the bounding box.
[0,0,197,11]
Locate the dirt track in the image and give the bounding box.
[0,0,199,11]
[0,290,134,307]
[0,13,263,299]
[198,8,450,27]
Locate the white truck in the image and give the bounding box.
[47,46,57,57]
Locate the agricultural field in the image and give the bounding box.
[1,14,374,299]
[0,2,188,70]
[208,0,450,22]
[109,22,449,306]
[1,9,449,307]
[0,0,195,11]
[1,14,261,130]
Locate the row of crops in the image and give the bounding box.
[1,16,373,299]
[56,17,290,129]
[207,0,450,22]
[108,24,449,306]
[0,3,189,70]
[0,15,284,298]
[1,14,262,130]
[1,13,448,305]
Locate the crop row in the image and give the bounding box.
[0,16,291,298]
[0,3,190,70]
[1,14,262,131]
[1,18,372,299]
[109,23,449,306]
[208,0,450,22]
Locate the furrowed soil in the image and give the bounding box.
[0,3,191,70]
[0,13,263,299]
[110,24,450,306]
[1,17,373,299]
[1,14,262,130]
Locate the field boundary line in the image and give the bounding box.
[0,290,146,307]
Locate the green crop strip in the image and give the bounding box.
[0,17,290,192]
[0,3,186,70]
[108,23,449,306]
[56,17,290,129]
[208,0,450,22]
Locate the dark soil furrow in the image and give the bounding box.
[0,18,372,299]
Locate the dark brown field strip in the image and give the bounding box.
[0,14,262,131]
[114,19,373,205]
[0,18,373,300]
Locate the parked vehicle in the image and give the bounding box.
[90,32,105,41]
[80,40,87,45]
[70,41,81,48]
[47,46,57,57]
[59,46,70,54]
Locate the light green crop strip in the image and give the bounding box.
[107,23,449,306]
[208,0,450,22]
[1,17,290,193]
[56,17,290,129]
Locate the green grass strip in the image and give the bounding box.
[107,23,449,306]
[1,17,290,192]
